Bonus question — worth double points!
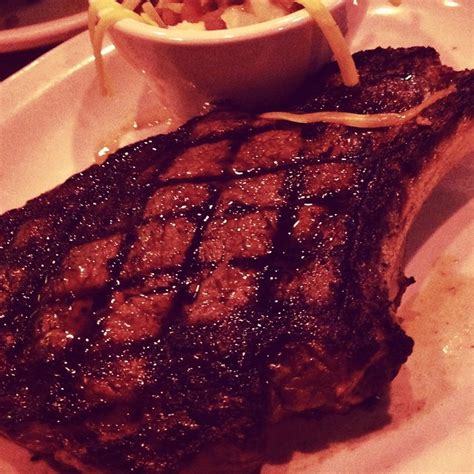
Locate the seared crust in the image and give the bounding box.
[0,47,473,473]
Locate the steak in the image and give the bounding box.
[0,47,473,473]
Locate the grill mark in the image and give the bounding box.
[2,138,200,363]
[255,166,306,312]
[0,109,435,363]
[137,199,272,229]
[0,126,369,361]
[182,121,281,147]
[158,139,244,332]
[83,135,209,334]
[2,213,85,356]
[33,155,181,353]
[115,270,180,292]
[158,155,355,187]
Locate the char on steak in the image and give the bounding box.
[0,47,473,473]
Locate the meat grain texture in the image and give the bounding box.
[0,47,473,473]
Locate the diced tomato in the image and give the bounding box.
[181,0,205,23]
[202,8,227,30]
[160,8,181,27]
[151,0,296,30]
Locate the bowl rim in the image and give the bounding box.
[112,0,343,45]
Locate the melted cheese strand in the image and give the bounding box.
[260,86,456,128]
[297,0,359,86]
[89,0,155,95]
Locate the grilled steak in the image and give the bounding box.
[0,47,473,473]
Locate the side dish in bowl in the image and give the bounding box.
[128,0,302,31]
[89,0,365,110]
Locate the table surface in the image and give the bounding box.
[1,44,57,81]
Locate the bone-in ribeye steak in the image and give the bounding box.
[0,47,473,473]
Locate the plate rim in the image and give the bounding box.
[0,11,87,53]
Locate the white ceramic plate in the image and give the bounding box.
[0,0,473,472]
[0,0,87,53]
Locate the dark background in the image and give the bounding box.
[1,44,56,81]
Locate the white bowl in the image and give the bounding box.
[109,0,366,111]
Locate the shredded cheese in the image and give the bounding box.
[121,0,140,8]
[142,1,167,26]
[296,0,359,86]
[260,86,456,128]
